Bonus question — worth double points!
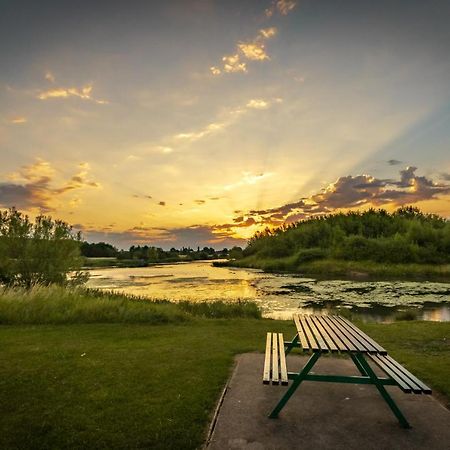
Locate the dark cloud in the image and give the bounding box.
[213,167,450,233]
[195,199,205,205]
[0,160,100,211]
[158,201,166,206]
[387,159,402,166]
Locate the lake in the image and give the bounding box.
[86,261,450,322]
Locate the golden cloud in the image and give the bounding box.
[246,99,270,110]
[237,42,269,61]
[222,54,247,73]
[9,116,27,124]
[259,27,277,39]
[37,84,108,104]
[266,0,297,17]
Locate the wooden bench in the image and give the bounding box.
[263,333,288,385]
[262,314,432,428]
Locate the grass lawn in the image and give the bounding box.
[1,319,449,449]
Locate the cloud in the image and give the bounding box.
[45,71,55,83]
[259,27,277,39]
[0,159,101,211]
[195,199,205,205]
[246,99,270,109]
[237,42,269,61]
[210,21,279,76]
[37,83,108,104]
[175,121,226,142]
[222,54,247,73]
[265,0,297,17]
[387,159,402,166]
[213,167,450,234]
[8,116,27,124]
[172,97,280,144]
[223,172,273,191]
[158,201,166,206]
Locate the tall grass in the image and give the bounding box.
[0,285,261,324]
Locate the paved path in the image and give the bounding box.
[207,353,450,450]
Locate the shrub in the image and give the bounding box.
[0,208,87,287]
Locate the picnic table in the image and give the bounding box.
[263,314,432,428]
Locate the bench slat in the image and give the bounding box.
[278,333,288,385]
[368,354,413,393]
[299,315,320,351]
[384,355,432,394]
[338,316,387,355]
[305,315,330,352]
[263,332,272,384]
[316,315,349,352]
[310,315,339,352]
[272,332,279,384]
[330,316,379,353]
[294,314,310,351]
[322,316,358,352]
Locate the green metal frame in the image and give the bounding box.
[268,335,411,428]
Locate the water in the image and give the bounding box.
[86,261,450,322]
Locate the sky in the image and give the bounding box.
[1,0,450,249]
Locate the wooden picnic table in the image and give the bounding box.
[263,314,431,428]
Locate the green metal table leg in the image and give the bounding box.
[284,334,299,355]
[350,353,368,376]
[355,353,411,429]
[269,352,321,418]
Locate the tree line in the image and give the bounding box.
[242,206,450,264]
[80,242,243,262]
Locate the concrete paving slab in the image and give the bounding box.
[207,353,450,450]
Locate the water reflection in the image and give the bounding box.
[87,261,450,322]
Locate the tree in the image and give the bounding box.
[0,208,87,287]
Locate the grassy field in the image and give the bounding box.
[218,257,450,281]
[0,288,449,449]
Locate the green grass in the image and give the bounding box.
[0,285,261,324]
[0,320,449,449]
[0,286,448,448]
[220,256,450,280]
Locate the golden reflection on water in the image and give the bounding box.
[86,261,450,322]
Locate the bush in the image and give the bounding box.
[0,208,87,287]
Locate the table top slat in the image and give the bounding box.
[321,316,358,352]
[338,316,387,355]
[305,315,330,352]
[293,314,310,351]
[278,333,288,384]
[299,315,320,351]
[308,315,338,352]
[315,315,348,352]
[330,316,378,353]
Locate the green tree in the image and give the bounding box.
[0,208,87,287]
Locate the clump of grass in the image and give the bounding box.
[177,300,261,319]
[0,285,262,324]
[0,285,188,325]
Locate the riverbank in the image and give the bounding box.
[216,257,450,281]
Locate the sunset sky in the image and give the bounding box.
[1,0,450,249]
